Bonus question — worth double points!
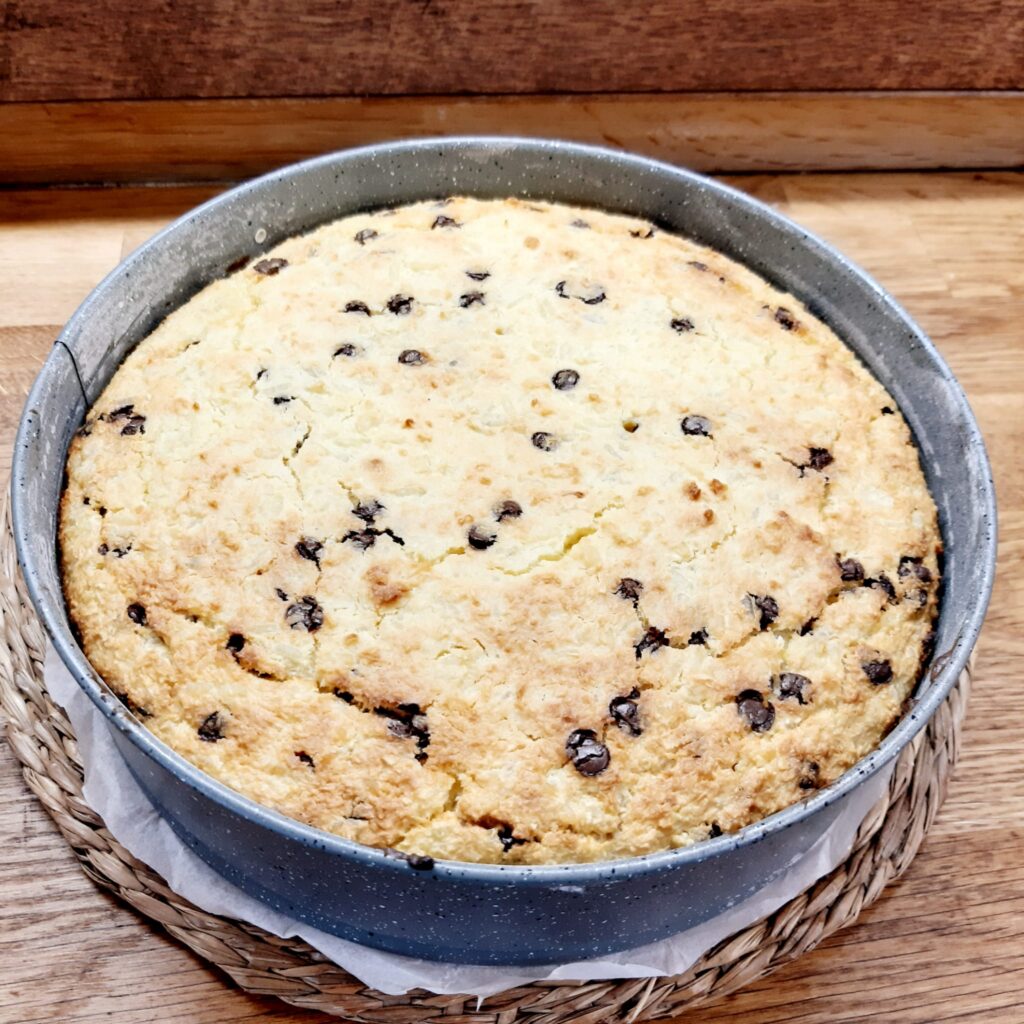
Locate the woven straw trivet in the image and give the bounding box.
[0,493,969,1022]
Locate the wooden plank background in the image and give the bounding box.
[2,0,1023,101]
[0,169,1023,1024]
[3,93,1024,185]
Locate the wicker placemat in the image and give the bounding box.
[0,492,969,1021]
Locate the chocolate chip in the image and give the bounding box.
[749,594,778,630]
[398,349,426,365]
[253,258,288,276]
[897,555,920,576]
[736,689,775,732]
[82,497,90,505]
[345,300,372,315]
[388,294,414,315]
[799,618,817,636]
[555,281,606,304]
[531,431,557,452]
[708,822,723,838]
[466,270,491,281]
[113,690,152,719]
[273,396,294,405]
[342,529,379,550]
[406,853,435,871]
[334,343,359,358]
[334,689,355,703]
[908,588,929,607]
[377,703,430,751]
[226,254,251,274]
[99,404,144,434]
[353,500,385,523]
[342,527,405,550]
[798,762,821,790]
[226,633,246,653]
[126,603,147,626]
[774,672,811,704]
[688,628,709,646]
[256,367,268,380]
[120,414,146,436]
[881,406,895,415]
[806,447,833,472]
[635,625,669,658]
[565,729,610,776]
[295,536,323,567]
[630,227,655,239]
[497,824,527,852]
[571,218,591,229]
[493,499,522,523]
[862,659,893,685]
[681,415,712,437]
[552,369,579,390]
[432,215,460,229]
[838,557,865,582]
[615,577,643,603]
[921,628,937,664]
[774,307,798,330]
[898,556,933,583]
[609,688,642,736]
[97,543,109,555]
[385,718,413,739]
[864,574,898,604]
[275,587,289,601]
[406,709,430,747]
[689,260,709,272]
[285,595,323,632]
[459,291,485,308]
[670,317,695,333]
[354,229,378,245]
[198,711,225,742]
[98,506,107,517]
[467,525,497,550]
[295,750,315,768]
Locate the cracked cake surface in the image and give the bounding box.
[59,196,941,864]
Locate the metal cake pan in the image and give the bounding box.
[12,138,996,965]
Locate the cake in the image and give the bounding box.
[59,197,940,865]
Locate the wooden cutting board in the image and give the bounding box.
[0,170,1021,1024]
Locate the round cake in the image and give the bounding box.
[59,197,940,865]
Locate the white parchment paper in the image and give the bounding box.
[45,644,892,998]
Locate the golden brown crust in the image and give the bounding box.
[59,197,940,864]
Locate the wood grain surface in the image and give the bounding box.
[4,93,1024,186]
[2,0,1024,101]
[0,171,1022,1023]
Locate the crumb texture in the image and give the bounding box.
[60,197,940,864]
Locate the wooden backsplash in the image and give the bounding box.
[2,0,1022,101]
[2,0,1021,185]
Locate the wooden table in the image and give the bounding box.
[1,172,1021,1024]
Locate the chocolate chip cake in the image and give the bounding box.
[59,197,941,865]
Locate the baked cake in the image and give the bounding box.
[59,197,941,865]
